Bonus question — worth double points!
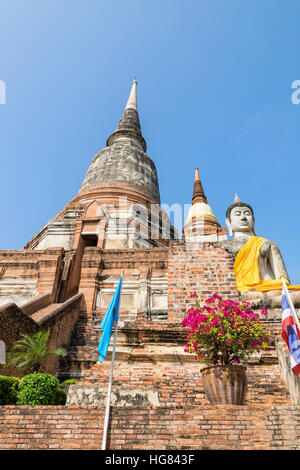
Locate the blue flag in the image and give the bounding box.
[97,275,123,363]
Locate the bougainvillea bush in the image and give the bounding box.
[182,293,272,365]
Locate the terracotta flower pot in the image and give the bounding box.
[201,365,247,405]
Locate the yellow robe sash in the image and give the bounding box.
[234,236,300,292]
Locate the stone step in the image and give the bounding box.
[30,304,61,322]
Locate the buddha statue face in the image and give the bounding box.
[225,202,256,238]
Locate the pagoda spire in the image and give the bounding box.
[125,79,137,111]
[192,168,207,205]
[185,167,219,226]
[183,167,227,242]
[106,80,146,151]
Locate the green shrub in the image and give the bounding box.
[6,329,67,374]
[63,379,77,386]
[55,387,67,405]
[0,375,20,405]
[17,373,65,405]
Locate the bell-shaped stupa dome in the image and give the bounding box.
[79,80,160,203]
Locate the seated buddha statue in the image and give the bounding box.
[221,195,300,305]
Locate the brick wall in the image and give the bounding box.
[0,293,83,377]
[276,336,300,405]
[0,404,299,450]
[1,241,297,451]
[0,303,38,376]
[0,248,64,298]
[68,361,291,408]
[168,241,238,320]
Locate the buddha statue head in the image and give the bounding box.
[225,194,256,238]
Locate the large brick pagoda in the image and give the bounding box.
[0,82,299,450]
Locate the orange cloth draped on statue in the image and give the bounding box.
[234,236,300,292]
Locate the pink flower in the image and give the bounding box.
[182,292,272,366]
[260,307,268,317]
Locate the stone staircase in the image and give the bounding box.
[30,304,61,323]
[0,292,83,377]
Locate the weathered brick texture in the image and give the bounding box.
[168,241,238,320]
[71,361,291,407]
[0,293,83,377]
[0,405,299,450]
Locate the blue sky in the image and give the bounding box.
[0,0,300,282]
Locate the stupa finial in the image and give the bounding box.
[106,80,146,151]
[192,168,207,205]
[125,79,138,111]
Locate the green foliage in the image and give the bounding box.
[54,387,67,405]
[17,373,66,405]
[6,329,68,374]
[63,379,77,385]
[182,293,272,365]
[0,375,20,405]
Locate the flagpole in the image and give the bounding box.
[101,272,123,451]
[281,276,300,331]
[101,317,118,450]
